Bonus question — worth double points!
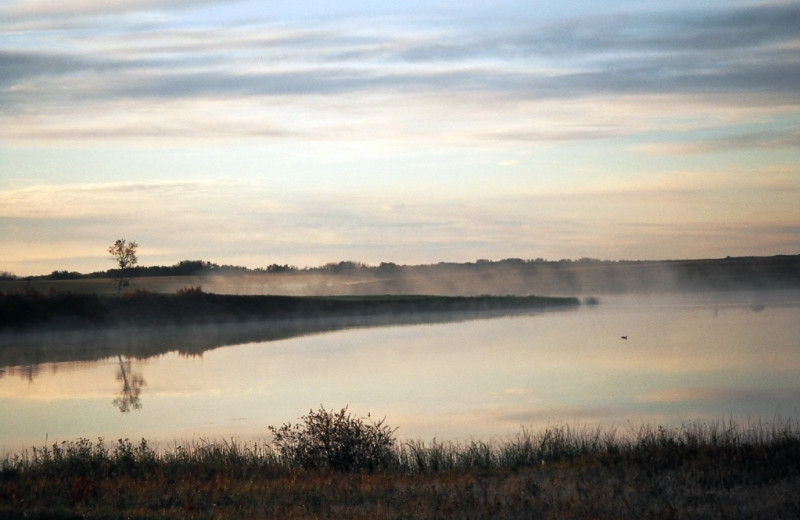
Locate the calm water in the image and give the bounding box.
[2,290,798,452]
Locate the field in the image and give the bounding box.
[1,418,798,519]
[0,276,253,297]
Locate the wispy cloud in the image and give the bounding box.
[1,2,798,144]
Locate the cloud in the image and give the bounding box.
[1,0,227,18]
[2,165,798,276]
[583,164,800,196]
[0,179,241,218]
[634,129,800,155]
[1,2,798,144]
[0,51,100,86]
[636,386,800,406]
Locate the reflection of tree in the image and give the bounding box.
[0,364,40,382]
[113,355,145,412]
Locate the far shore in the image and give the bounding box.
[3,254,798,297]
[0,291,581,367]
[0,290,580,332]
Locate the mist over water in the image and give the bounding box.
[1,288,798,451]
[99,258,790,298]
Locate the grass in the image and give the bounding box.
[2,418,799,519]
[0,288,579,332]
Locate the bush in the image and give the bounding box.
[269,406,397,472]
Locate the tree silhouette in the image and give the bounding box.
[108,239,138,297]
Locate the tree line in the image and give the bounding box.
[4,254,800,287]
[2,257,595,281]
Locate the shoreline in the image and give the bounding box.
[0,292,580,367]
[0,291,581,332]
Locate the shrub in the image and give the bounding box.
[269,406,397,472]
[176,286,203,296]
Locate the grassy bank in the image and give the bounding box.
[0,289,579,332]
[2,418,799,519]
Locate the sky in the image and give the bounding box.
[1,0,798,276]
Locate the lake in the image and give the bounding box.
[1,290,798,452]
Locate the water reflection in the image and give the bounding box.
[1,308,577,422]
[0,291,798,448]
[0,308,572,378]
[0,364,40,381]
[113,355,146,413]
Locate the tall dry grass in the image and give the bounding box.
[2,417,799,519]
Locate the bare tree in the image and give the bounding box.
[108,238,138,296]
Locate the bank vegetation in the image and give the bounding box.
[1,412,798,519]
